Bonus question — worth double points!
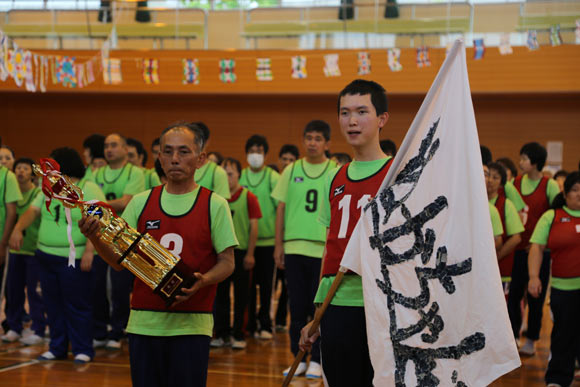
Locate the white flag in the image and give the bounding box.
[340,40,520,386]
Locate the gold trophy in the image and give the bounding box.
[34,160,196,307]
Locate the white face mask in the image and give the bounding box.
[247,153,264,169]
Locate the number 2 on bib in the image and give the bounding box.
[337,194,371,239]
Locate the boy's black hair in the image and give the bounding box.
[337,79,388,116]
[154,158,165,179]
[49,147,85,179]
[552,171,580,209]
[331,152,352,164]
[151,137,160,149]
[520,142,547,171]
[208,151,224,165]
[380,139,397,157]
[13,157,35,173]
[127,138,148,166]
[480,145,492,166]
[279,144,299,159]
[161,122,205,151]
[303,120,331,141]
[554,170,568,180]
[488,162,507,186]
[496,157,518,179]
[223,157,242,175]
[245,135,269,154]
[191,122,210,143]
[82,134,105,160]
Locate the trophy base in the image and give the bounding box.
[153,260,197,308]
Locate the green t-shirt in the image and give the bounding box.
[0,167,23,239]
[10,186,41,255]
[315,157,391,307]
[122,185,238,337]
[195,161,230,199]
[519,175,561,205]
[92,163,146,201]
[489,196,525,236]
[489,203,504,237]
[32,179,105,258]
[144,168,162,190]
[272,159,337,259]
[504,182,526,212]
[84,166,94,182]
[240,167,280,246]
[530,206,580,290]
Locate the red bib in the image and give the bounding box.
[514,176,549,250]
[322,159,392,277]
[547,208,580,278]
[495,192,514,278]
[132,186,217,312]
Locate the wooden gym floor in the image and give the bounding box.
[0,305,578,386]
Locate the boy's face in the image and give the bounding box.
[224,163,240,190]
[127,145,143,167]
[519,154,534,174]
[303,131,328,158]
[279,152,296,170]
[247,144,265,156]
[339,93,388,148]
[15,163,33,185]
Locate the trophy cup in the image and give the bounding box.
[34,159,196,307]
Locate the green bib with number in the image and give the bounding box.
[12,186,41,255]
[195,161,217,191]
[240,167,276,244]
[94,163,136,201]
[229,188,250,251]
[284,159,334,243]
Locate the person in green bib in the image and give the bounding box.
[2,158,45,345]
[127,137,161,190]
[213,158,262,350]
[0,138,22,313]
[272,120,337,379]
[10,147,104,363]
[191,122,230,199]
[497,157,518,184]
[239,134,280,339]
[528,172,580,387]
[90,133,145,350]
[79,123,237,387]
[82,134,107,183]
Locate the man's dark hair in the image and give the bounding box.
[127,137,148,166]
[13,157,35,173]
[208,151,224,165]
[151,137,160,150]
[520,142,547,171]
[338,79,388,116]
[191,122,210,143]
[496,157,518,179]
[245,135,269,154]
[304,120,331,141]
[223,157,242,175]
[161,122,205,151]
[554,170,568,180]
[488,162,507,186]
[480,145,492,166]
[380,139,397,156]
[279,144,299,159]
[49,147,85,179]
[154,158,165,180]
[83,134,105,160]
[331,152,352,165]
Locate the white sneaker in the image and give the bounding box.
[106,339,121,350]
[306,361,322,379]
[518,338,535,356]
[93,339,107,348]
[257,330,273,340]
[283,362,307,377]
[20,334,44,346]
[546,384,562,387]
[1,330,21,343]
[210,338,225,348]
[231,339,246,349]
[38,351,57,361]
[74,354,91,364]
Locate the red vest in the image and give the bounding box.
[132,186,218,312]
[494,192,514,278]
[322,159,392,277]
[514,175,549,250]
[547,208,580,278]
